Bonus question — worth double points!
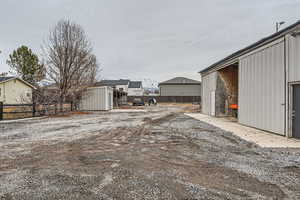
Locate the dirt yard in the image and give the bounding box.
[0,105,300,200]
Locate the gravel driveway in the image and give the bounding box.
[0,105,300,200]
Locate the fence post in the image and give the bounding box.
[32,103,36,117]
[0,102,3,120]
[71,101,73,111]
[54,104,57,115]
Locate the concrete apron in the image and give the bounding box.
[185,113,300,148]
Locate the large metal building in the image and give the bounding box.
[159,77,201,96]
[200,21,300,139]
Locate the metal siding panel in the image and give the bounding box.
[288,35,300,82]
[239,42,285,135]
[238,59,244,122]
[80,87,111,111]
[201,75,209,115]
[201,72,217,115]
[160,85,201,96]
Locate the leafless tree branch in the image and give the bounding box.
[42,19,100,108]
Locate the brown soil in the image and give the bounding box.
[0,105,299,199]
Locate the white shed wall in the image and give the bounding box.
[201,72,217,115]
[239,40,285,135]
[80,86,113,111]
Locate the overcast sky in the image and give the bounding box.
[1,0,300,86]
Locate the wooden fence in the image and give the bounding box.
[127,96,201,104]
[0,102,73,120]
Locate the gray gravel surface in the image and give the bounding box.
[0,105,300,200]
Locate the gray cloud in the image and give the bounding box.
[1,0,300,86]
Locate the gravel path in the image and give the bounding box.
[0,105,300,199]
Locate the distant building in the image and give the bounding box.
[95,79,130,105]
[128,81,144,96]
[95,79,130,93]
[144,87,159,96]
[0,77,36,104]
[158,77,201,96]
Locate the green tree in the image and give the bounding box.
[6,45,44,84]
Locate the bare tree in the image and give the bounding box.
[43,19,99,109]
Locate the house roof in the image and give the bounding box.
[95,79,130,87]
[0,76,15,82]
[200,20,300,74]
[159,77,201,86]
[0,76,36,89]
[129,81,142,88]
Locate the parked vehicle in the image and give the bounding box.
[132,98,145,106]
[148,97,157,106]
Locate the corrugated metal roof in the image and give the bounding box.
[129,81,142,88]
[200,20,300,74]
[159,77,201,86]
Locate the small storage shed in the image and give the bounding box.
[80,86,113,111]
[200,20,300,139]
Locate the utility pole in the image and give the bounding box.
[276,21,286,32]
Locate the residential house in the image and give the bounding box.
[95,79,130,105]
[0,77,35,104]
[128,81,144,96]
[95,79,130,93]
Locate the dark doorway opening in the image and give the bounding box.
[292,84,300,139]
[215,62,239,118]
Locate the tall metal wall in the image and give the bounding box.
[286,34,300,137]
[239,40,285,135]
[201,72,217,115]
[287,34,300,82]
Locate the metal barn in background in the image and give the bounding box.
[200,20,300,139]
[159,77,201,96]
[80,86,113,111]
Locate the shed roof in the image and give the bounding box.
[0,76,36,89]
[95,79,130,87]
[159,77,201,86]
[129,81,142,88]
[200,20,300,74]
